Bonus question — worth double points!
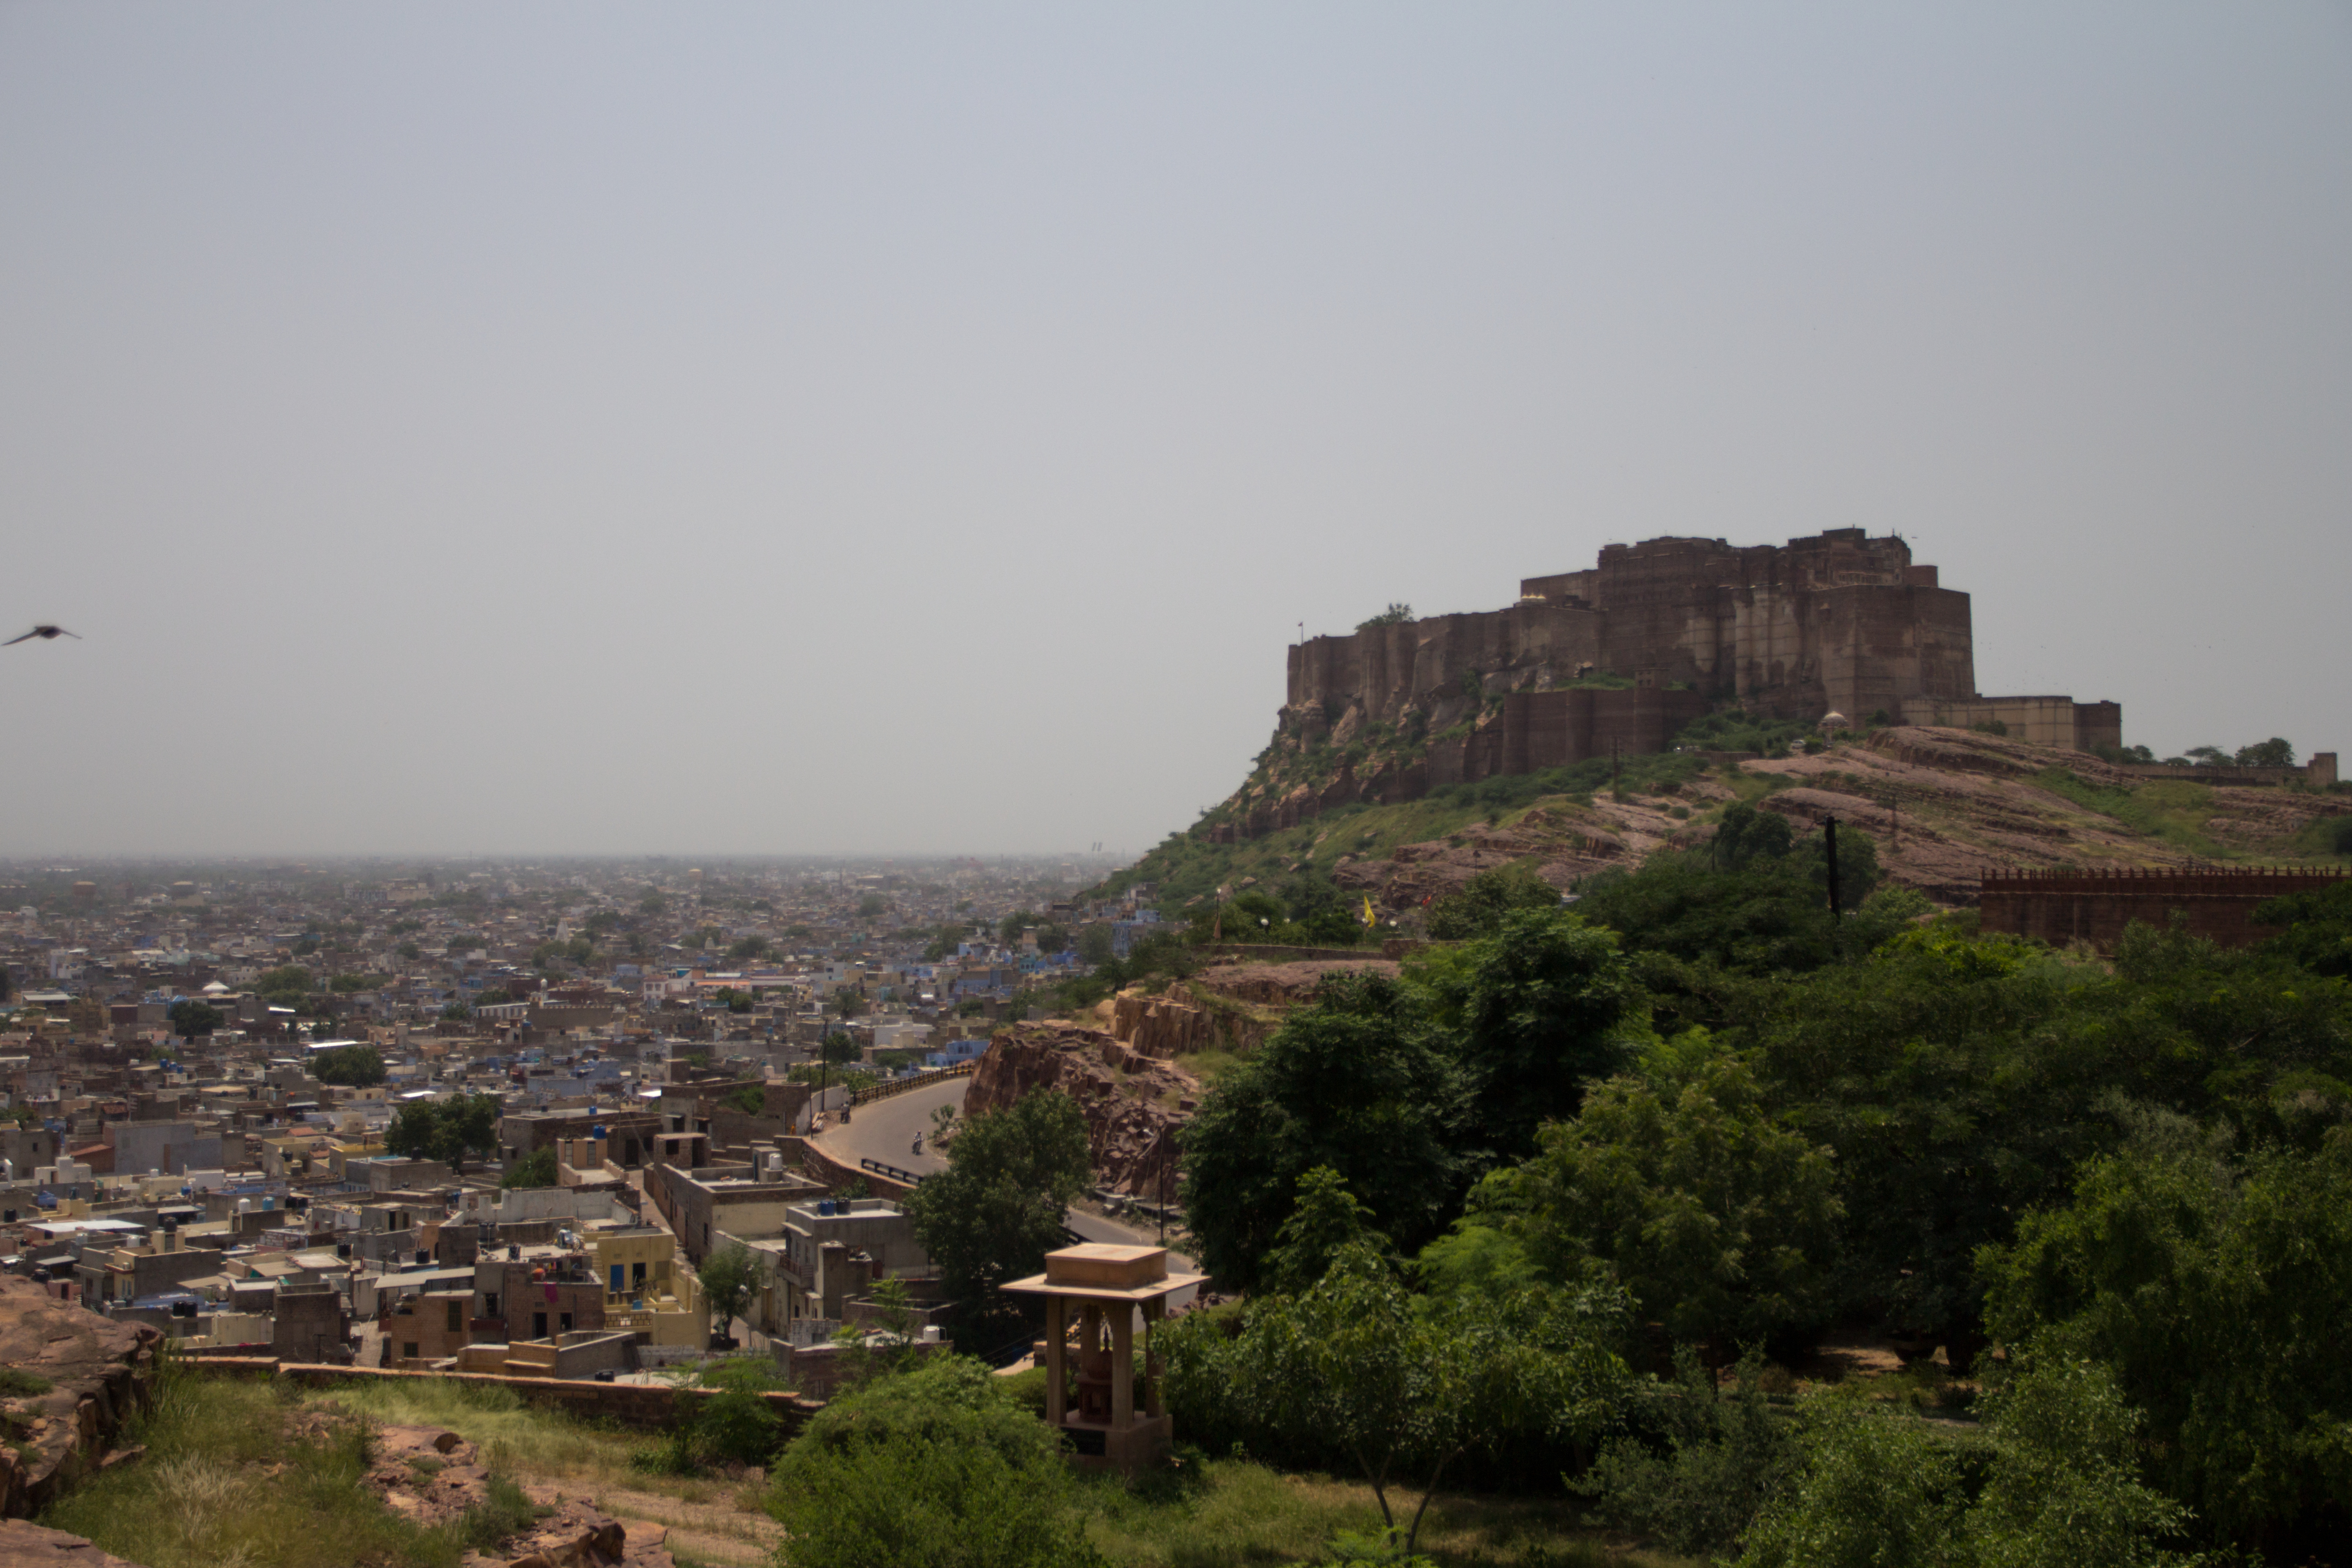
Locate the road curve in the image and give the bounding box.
[809,1074,967,1179]
[809,1073,1199,1273]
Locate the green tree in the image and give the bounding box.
[1964,1356,2195,1568]
[384,1093,501,1174]
[996,910,1035,945]
[1425,864,1562,941]
[1180,972,1471,1290]
[720,1084,766,1116]
[1573,823,1901,979]
[1439,1038,1841,1351]
[1075,924,1116,966]
[857,893,888,921]
[312,1044,386,1087]
[1355,602,1415,631]
[1717,801,1796,867]
[500,1147,559,1189]
[727,935,771,963]
[167,1000,223,1040]
[821,1031,860,1065]
[328,973,377,994]
[698,1242,760,1339]
[2235,737,2295,767]
[1584,1348,1799,1558]
[253,966,313,1006]
[1979,1126,2352,1547]
[765,1358,1096,1568]
[1261,1165,1390,1296]
[1737,927,2102,1356]
[1733,1396,1970,1568]
[902,1089,1092,1338]
[1214,1246,1630,1555]
[2254,878,2352,977]
[1735,1359,2195,1568]
[438,998,473,1022]
[1410,908,1640,1160]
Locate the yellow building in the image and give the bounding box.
[592,1226,708,1348]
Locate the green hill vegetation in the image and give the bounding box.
[1103,722,2350,922]
[1147,853,2352,1564]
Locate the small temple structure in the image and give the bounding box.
[1004,1242,1205,1471]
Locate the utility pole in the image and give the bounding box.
[1824,817,1843,920]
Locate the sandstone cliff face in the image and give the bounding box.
[1107,991,1219,1058]
[1105,986,1293,1058]
[1189,961,1399,1009]
[0,1278,158,1520]
[962,1025,1193,1197]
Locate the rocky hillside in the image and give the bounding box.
[0,1277,157,1520]
[1113,726,2352,915]
[962,1023,1197,1196]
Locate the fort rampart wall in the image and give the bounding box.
[1978,867,2344,954]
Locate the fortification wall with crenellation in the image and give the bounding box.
[1978,867,2345,954]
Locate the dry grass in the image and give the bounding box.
[304,1376,783,1566]
[1077,1459,1701,1568]
[40,1376,485,1568]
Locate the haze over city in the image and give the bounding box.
[3,3,2346,855]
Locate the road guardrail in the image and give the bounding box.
[849,1060,978,1108]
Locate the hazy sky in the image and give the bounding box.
[3,3,2347,856]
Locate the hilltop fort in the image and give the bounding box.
[1220,528,2120,840]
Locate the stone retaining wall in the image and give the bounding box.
[191,1357,818,1435]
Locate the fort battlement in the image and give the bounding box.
[1978,866,2343,953]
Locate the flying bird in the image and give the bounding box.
[3,626,80,645]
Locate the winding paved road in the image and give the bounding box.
[809,1072,1196,1269]
[811,1075,962,1178]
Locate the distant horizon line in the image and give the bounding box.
[0,850,1143,865]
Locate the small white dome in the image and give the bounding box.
[1820,711,1850,730]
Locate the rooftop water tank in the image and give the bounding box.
[817,1199,834,1217]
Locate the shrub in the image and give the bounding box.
[1582,1349,1797,1556]
[1425,865,1561,941]
[766,1358,1098,1568]
[312,1044,386,1087]
[1731,1396,1970,1568]
[498,1148,558,1190]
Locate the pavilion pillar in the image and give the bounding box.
[1044,1296,1066,1426]
[1110,1307,1134,1429]
[1143,1299,1163,1417]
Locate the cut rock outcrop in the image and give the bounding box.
[964,1025,1193,1195]
[0,1278,159,1519]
